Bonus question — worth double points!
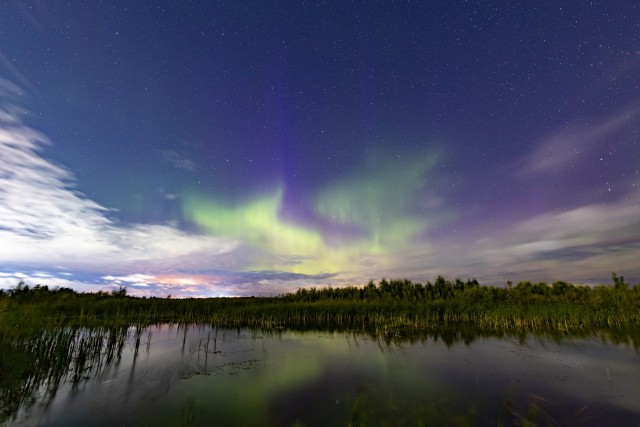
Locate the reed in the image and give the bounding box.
[1,275,638,337]
[1,322,638,424]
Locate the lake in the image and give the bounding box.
[2,325,639,426]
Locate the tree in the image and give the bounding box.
[611,272,628,290]
[111,286,127,298]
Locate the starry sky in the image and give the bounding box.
[1,1,639,297]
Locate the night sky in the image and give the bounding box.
[1,1,639,297]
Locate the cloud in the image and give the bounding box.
[328,185,640,286]
[457,191,640,283]
[96,269,338,297]
[521,106,639,176]
[0,271,113,294]
[3,74,634,296]
[1,80,453,295]
[0,103,237,276]
[102,274,155,283]
[160,149,197,171]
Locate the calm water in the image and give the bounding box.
[3,325,640,426]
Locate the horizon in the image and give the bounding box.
[1,2,639,297]
[3,274,634,300]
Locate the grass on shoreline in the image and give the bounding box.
[1,273,639,336]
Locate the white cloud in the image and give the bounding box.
[130,282,149,287]
[0,104,238,274]
[522,106,639,176]
[459,192,640,283]
[32,272,53,278]
[102,274,155,283]
[0,273,114,293]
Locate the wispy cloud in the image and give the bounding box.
[521,106,639,176]
[160,149,197,171]
[102,273,155,283]
[2,75,636,296]
[0,103,237,277]
[102,273,155,287]
[0,101,341,296]
[457,191,640,283]
[0,271,113,294]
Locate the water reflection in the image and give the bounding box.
[1,325,639,426]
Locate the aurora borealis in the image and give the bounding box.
[1,2,639,296]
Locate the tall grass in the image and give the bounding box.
[1,321,639,423]
[1,274,639,336]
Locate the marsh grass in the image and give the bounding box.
[1,275,639,338]
[0,325,129,422]
[1,320,639,424]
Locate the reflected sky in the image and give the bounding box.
[5,326,639,426]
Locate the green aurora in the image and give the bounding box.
[183,151,441,276]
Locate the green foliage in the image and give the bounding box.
[111,286,127,298]
[611,272,628,290]
[0,273,638,336]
